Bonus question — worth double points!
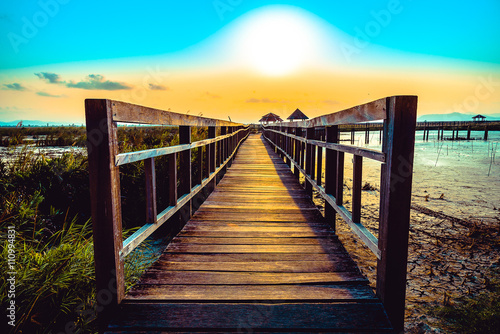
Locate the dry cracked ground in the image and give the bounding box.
[312,179,500,333]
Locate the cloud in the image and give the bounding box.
[36,91,65,98]
[148,83,169,91]
[205,91,221,99]
[35,72,63,84]
[35,72,133,91]
[66,74,132,90]
[246,97,278,103]
[2,83,27,91]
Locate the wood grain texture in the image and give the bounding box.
[112,134,392,333]
[108,303,393,331]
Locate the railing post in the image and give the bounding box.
[305,127,314,197]
[85,99,125,331]
[293,127,300,179]
[145,158,157,223]
[208,126,216,190]
[168,153,177,207]
[325,125,338,231]
[221,126,227,171]
[179,125,192,222]
[377,96,417,333]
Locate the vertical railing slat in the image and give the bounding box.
[85,99,125,331]
[352,155,363,224]
[377,96,417,333]
[168,153,177,207]
[336,152,344,206]
[145,157,157,223]
[325,126,339,231]
[178,125,192,221]
[305,127,314,197]
[208,126,216,190]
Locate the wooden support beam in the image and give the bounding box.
[325,126,338,231]
[352,155,363,224]
[305,127,314,197]
[168,153,177,207]
[336,152,344,206]
[208,126,216,189]
[377,96,417,333]
[178,125,192,222]
[316,145,323,186]
[85,99,125,331]
[144,157,157,224]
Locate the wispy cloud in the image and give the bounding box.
[36,91,65,98]
[205,91,221,99]
[148,83,169,91]
[2,83,27,91]
[35,72,63,84]
[66,74,132,90]
[246,97,278,103]
[35,72,133,91]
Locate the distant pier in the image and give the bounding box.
[300,121,500,144]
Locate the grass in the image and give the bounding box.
[430,268,500,333]
[0,126,214,333]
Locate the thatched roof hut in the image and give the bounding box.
[287,108,308,121]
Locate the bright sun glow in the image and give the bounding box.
[236,8,322,76]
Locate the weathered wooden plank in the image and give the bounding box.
[108,303,393,331]
[180,225,331,233]
[171,236,337,245]
[135,271,365,285]
[178,230,335,238]
[184,220,329,227]
[151,261,350,273]
[125,284,376,301]
[376,95,417,332]
[153,252,352,263]
[264,96,389,128]
[110,99,242,126]
[189,213,323,222]
[85,99,125,330]
[164,244,343,254]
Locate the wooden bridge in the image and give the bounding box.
[85,96,417,333]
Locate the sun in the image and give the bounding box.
[236,7,322,76]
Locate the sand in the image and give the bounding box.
[311,130,500,333]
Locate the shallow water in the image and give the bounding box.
[342,130,500,222]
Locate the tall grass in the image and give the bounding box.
[431,268,500,333]
[0,126,215,332]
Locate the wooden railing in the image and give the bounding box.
[85,100,250,328]
[262,96,417,332]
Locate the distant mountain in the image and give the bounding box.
[0,120,83,127]
[417,112,500,122]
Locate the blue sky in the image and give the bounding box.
[0,1,499,123]
[1,0,499,69]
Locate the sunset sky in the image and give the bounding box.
[1,0,499,124]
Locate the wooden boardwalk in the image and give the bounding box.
[106,134,393,333]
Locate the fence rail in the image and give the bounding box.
[261,95,417,332]
[85,99,250,329]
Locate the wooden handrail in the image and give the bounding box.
[262,95,417,333]
[85,99,250,330]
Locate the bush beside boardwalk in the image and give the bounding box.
[0,126,209,333]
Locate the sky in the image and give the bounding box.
[0,0,499,124]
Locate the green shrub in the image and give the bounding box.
[432,268,500,333]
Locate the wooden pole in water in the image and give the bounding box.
[467,126,471,140]
[484,125,489,140]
